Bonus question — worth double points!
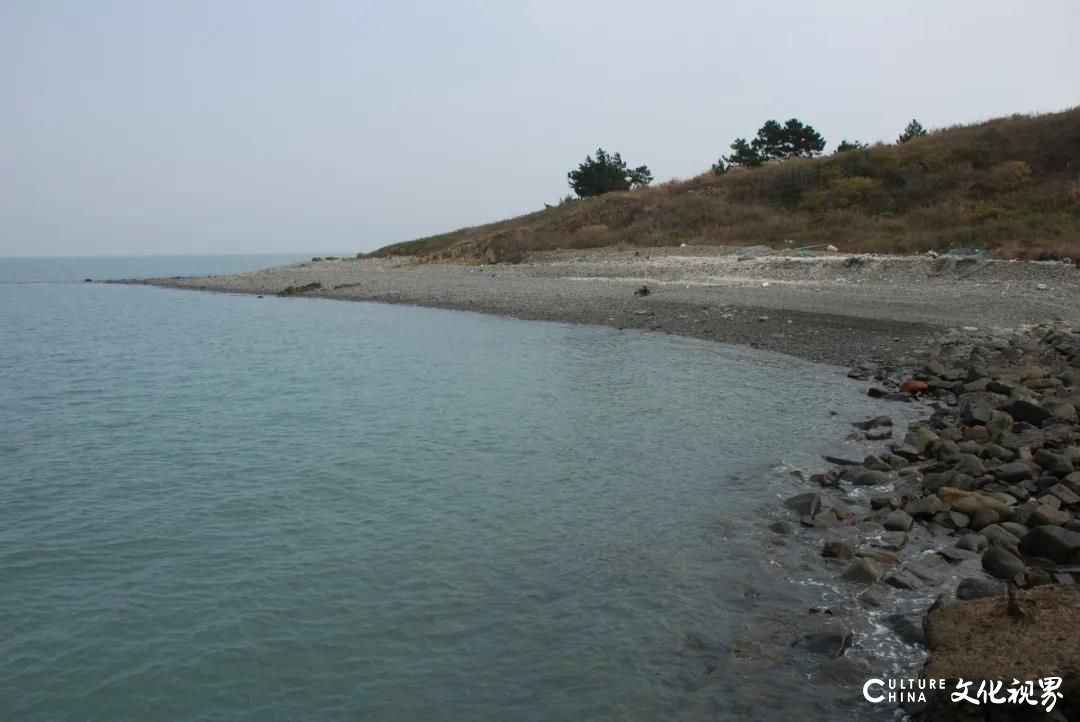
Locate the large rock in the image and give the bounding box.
[852,469,891,487]
[905,495,944,519]
[940,488,1013,519]
[883,509,914,531]
[955,576,1003,600]
[981,546,1025,579]
[1001,398,1053,426]
[784,492,821,517]
[994,461,1034,483]
[885,613,926,647]
[1019,525,1080,563]
[822,540,853,560]
[842,558,884,583]
[979,524,1020,547]
[956,533,989,552]
[1035,449,1074,477]
[1029,504,1072,527]
[968,507,1000,530]
[904,426,939,455]
[1050,483,1080,507]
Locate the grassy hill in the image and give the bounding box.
[373,107,1080,262]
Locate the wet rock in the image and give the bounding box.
[905,495,944,519]
[857,586,889,609]
[938,547,976,564]
[852,469,890,487]
[841,558,884,583]
[981,545,1025,579]
[869,494,897,510]
[784,492,821,517]
[957,533,990,552]
[864,427,892,441]
[863,455,892,472]
[956,576,1003,600]
[885,570,922,590]
[873,531,908,551]
[883,509,914,531]
[885,613,926,647]
[904,426,938,454]
[816,655,871,685]
[852,415,893,431]
[794,629,853,658]
[769,521,794,535]
[822,540,853,560]
[1019,525,1080,563]
[857,548,902,566]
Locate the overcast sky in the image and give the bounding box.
[1,1,1077,257]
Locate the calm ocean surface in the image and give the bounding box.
[1,256,901,721]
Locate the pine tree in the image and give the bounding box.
[897,119,928,144]
[567,148,653,198]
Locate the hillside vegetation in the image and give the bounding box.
[373,107,1080,262]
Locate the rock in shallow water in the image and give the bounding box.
[883,509,914,531]
[885,613,926,647]
[841,558,884,583]
[794,630,853,658]
[783,492,821,517]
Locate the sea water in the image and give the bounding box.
[0,256,907,721]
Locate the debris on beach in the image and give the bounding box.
[634,284,650,296]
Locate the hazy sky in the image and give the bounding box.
[1,1,1077,257]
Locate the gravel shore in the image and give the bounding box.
[113,247,1080,367]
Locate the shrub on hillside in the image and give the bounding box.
[836,140,869,153]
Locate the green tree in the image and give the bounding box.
[711,158,729,175]
[723,138,763,168]
[836,139,869,153]
[897,119,928,143]
[723,118,827,168]
[567,148,652,198]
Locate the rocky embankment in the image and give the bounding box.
[788,321,1080,719]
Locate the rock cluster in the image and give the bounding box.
[782,321,1080,708]
[825,322,1080,590]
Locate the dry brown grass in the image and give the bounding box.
[373,107,1080,262]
